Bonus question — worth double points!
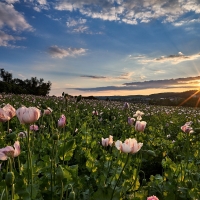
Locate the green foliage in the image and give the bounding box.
[0,94,200,199]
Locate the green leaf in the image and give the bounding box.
[59,139,76,161]
[92,186,120,200]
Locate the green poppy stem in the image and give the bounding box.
[51,139,56,200]
[7,120,9,134]
[5,160,9,200]
[0,189,5,200]
[27,126,33,199]
[110,153,130,200]
[60,181,63,200]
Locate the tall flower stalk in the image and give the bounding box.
[26,126,33,199]
[16,106,41,199]
[110,153,130,200]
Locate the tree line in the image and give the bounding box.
[0,69,51,96]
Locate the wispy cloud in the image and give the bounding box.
[154,70,165,75]
[48,45,87,58]
[66,18,89,33]
[173,18,200,26]
[70,76,200,91]
[66,17,102,34]
[17,73,25,79]
[66,18,87,27]
[33,0,49,12]
[79,72,134,81]
[54,0,200,25]
[134,52,200,64]
[37,0,47,5]
[0,30,25,47]
[80,75,107,79]
[0,2,33,31]
[4,0,19,3]
[45,14,61,21]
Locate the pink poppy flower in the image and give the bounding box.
[0,104,16,122]
[58,114,66,128]
[123,102,129,110]
[128,117,135,126]
[0,141,20,161]
[147,195,159,200]
[16,106,41,124]
[102,135,113,147]
[181,124,193,134]
[43,107,53,115]
[115,138,143,154]
[133,110,144,121]
[135,121,147,132]
[30,125,39,131]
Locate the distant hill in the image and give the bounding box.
[95,90,200,100]
[148,90,200,99]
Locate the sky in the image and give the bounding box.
[1,0,200,97]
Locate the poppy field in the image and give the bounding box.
[0,93,200,200]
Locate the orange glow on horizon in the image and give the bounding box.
[50,86,200,97]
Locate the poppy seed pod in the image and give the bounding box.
[69,190,75,200]
[56,165,64,181]
[5,172,15,187]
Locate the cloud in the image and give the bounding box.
[136,52,200,64]
[33,6,41,12]
[71,26,89,33]
[33,1,49,12]
[17,73,25,79]
[80,72,134,81]
[37,0,47,5]
[66,18,88,33]
[66,18,101,34]
[54,0,200,25]
[4,0,19,4]
[66,18,87,27]
[154,70,165,75]
[115,72,134,79]
[48,45,87,58]
[45,14,61,21]
[173,18,200,26]
[80,75,107,79]
[70,76,200,91]
[0,30,25,47]
[0,2,33,31]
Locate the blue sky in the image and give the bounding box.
[1,0,200,96]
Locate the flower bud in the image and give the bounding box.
[69,190,75,200]
[186,180,193,189]
[56,165,64,182]
[142,178,146,186]
[146,150,156,157]
[5,172,15,187]
[52,133,59,140]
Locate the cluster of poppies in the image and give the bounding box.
[0,104,66,161]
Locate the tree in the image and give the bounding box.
[0,69,12,83]
[0,69,51,96]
